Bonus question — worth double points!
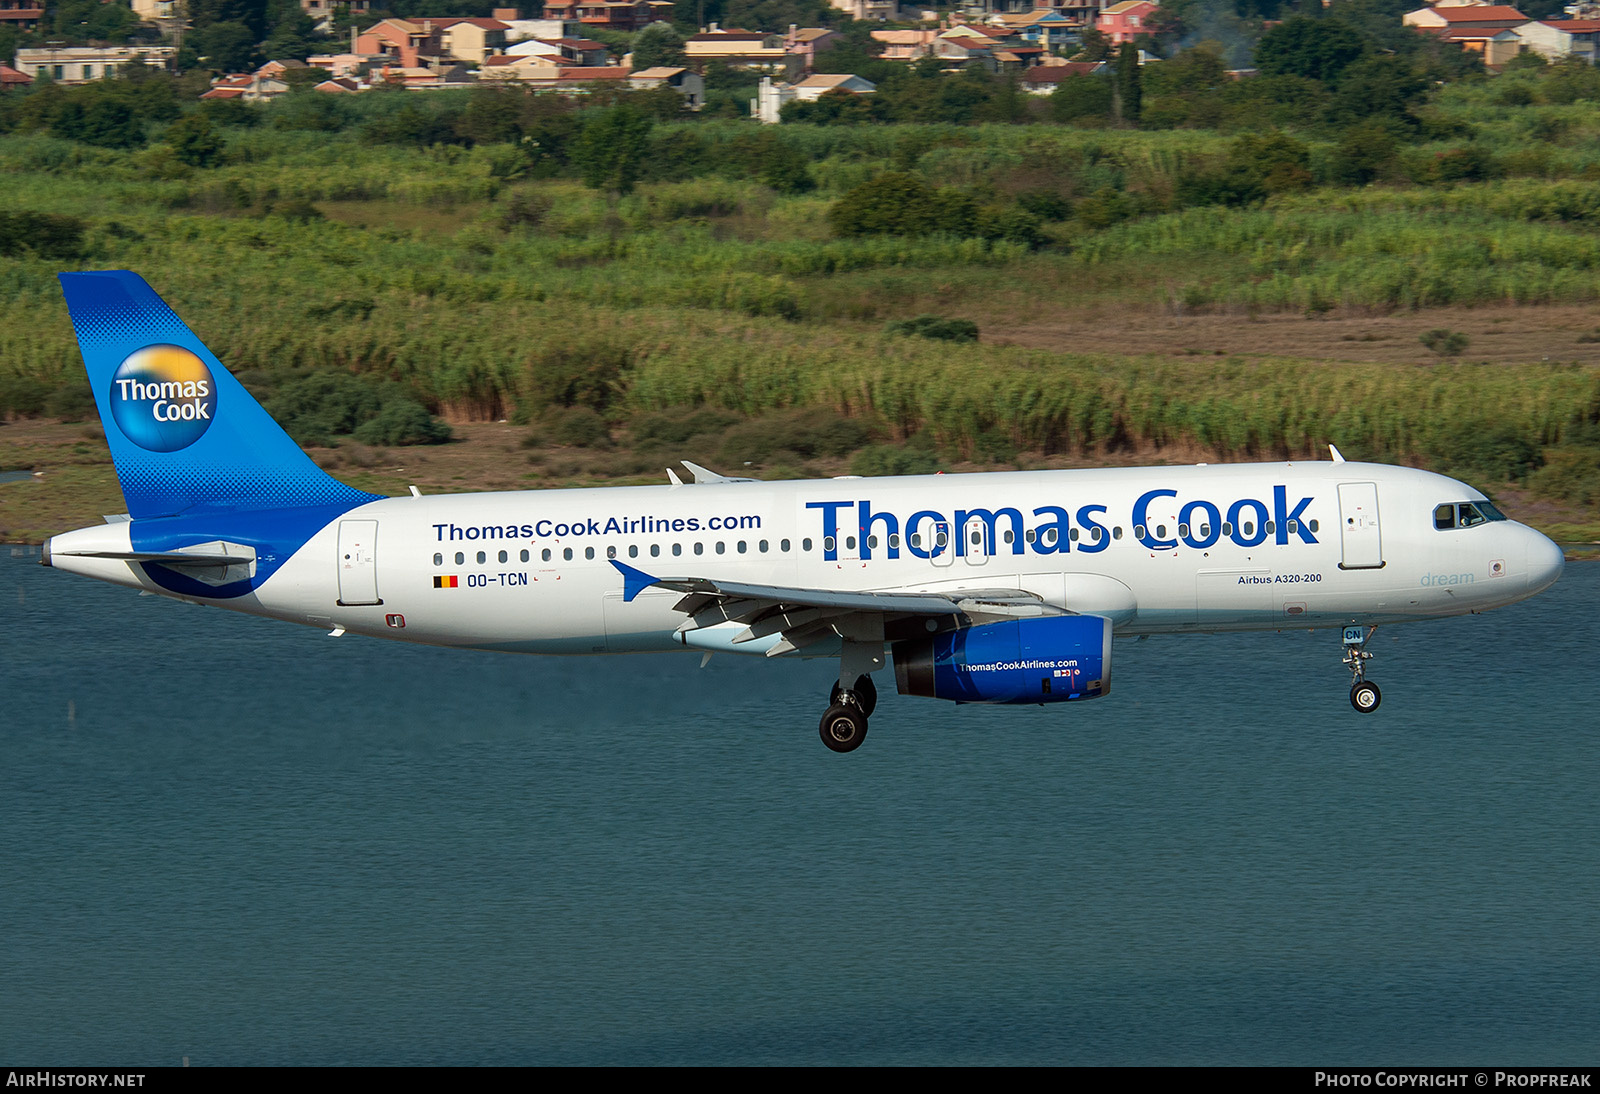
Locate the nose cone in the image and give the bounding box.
[1525,528,1565,596]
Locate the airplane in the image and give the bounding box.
[41,272,1566,753]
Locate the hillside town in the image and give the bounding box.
[6,0,1600,122]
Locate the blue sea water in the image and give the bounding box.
[2,549,1597,1065]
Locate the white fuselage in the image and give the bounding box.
[46,461,1566,657]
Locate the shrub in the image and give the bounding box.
[884,315,980,343]
[1420,328,1471,355]
[544,405,611,448]
[1528,446,1600,506]
[850,444,942,476]
[352,400,452,446]
[0,211,85,259]
[1430,419,1542,484]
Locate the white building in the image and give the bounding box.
[14,46,177,84]
[1513,18,1600,60]
[751,73,875,122]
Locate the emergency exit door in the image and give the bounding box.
[1337,482,1384,570]
[337,519,382,605]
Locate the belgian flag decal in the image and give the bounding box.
[433,575,459,588]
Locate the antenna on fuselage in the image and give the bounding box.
[1329,444,1347,464]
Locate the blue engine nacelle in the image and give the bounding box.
[892,615,1112,705]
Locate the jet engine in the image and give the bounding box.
[892,615,1112,705]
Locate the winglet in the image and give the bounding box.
[1329,444,1346,464]
[610,559,661,602]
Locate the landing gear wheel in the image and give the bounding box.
[1350,680,1382,713]
[830,675,878,717]
[819,704,869,753]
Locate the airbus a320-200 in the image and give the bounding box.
[41,272,1565,752]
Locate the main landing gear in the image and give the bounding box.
[1342,625,1382,713]
[820,675,877,753]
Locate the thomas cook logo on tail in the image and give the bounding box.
[108,344,217,452]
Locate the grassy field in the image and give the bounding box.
[4,95,1600,547]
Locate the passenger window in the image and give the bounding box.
[606,546,616,559]
[520,549,529,562]
[476,551,486,564]
[1286,520,1297,534]
[563,548,573,561]
[758,540,767,552]
[738,541,747,553]
[694,542,704,555]
[1200,524,1210,537]
[1113,527,1123,540]
[824,536,836,553]
[847,536,857,550]
[585,547,594,560]
[910,533,922,548]
[1242,522,1254,537]
[498,550,508,563]
[542,548,551,562]
[1064,529,1075,543]
[1156,525,1167,539]
[1265,521,1275,535]
[1178,524,1189,538]
[672,543,682,556]
[650,544,660,557]
[971,530,981,545]
[867,535,878,549]
[1134,525,1147,540]
[1309,519,1319,533]
[1003,530,1014,544]
[628,545,638,558]
[455,552,465,565]
[715,541,725,554]
[1222,522,1232,536]
[803,538,812,552]
[889,533,900,550]
[433,553,442,566]
[936,531,948,547]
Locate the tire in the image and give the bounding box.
[1350,681,1382,713]
[819,704,869,753]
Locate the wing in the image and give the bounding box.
[610,561,1065,657]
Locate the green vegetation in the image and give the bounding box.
[6,33,1600,540]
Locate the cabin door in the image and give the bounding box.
[337,520,382,605]
[1337,482,1384,570]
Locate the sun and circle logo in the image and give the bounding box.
[108,344,217,452]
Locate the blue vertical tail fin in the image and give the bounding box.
[59,271,379,519]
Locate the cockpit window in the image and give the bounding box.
[1435,501,1510,530]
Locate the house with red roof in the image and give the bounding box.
[1513,18,1600,62]
[429,17,511,64]
[539,0,671,31]
[0,62,34,87]
[1403,5,1527,30]
[354,19,446,69]
[1097,1,1158,44]
[1020,60,1107,94]
[0,0,42,32]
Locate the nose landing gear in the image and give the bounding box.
[1342,625,1381,713]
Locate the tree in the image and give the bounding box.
[1254,17,1366,84]
[632,24,688,69]
[1116,42,1141,123]
[193,21,260,74]
[56,97,145,149]
[165,112,226,166]
[1051,73,1113,123]
[188,0,269,39]
[571,105,653,195]
[1075,26,1114,62]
